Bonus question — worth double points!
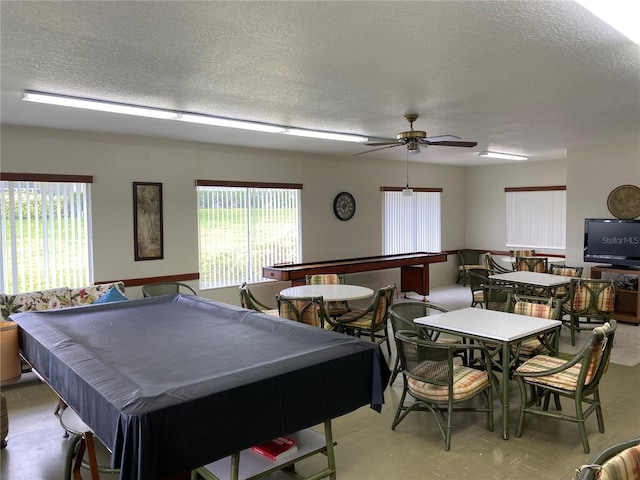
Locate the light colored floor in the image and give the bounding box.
[1,283,639,480]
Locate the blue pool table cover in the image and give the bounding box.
[13,294,390,479]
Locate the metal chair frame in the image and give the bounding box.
[513,321,617,454]
[142,282,197,297]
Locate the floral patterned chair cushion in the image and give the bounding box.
[70,282,125,306]
[0,282,125,320]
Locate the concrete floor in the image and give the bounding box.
[2,284,639,480]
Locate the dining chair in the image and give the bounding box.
[575,437,640,480]
[305,273,350,318]
[515,256,548,273]
[388,301,464,386]
[456,249,488,286]
[238,282,279,316]
[276,295,330,329]
[330,284,396,354]
[484,252,512,274]
[564,278,616,346]
[391,330,493,451]
[509,250,536,269]
[141,282,197,297]
[505,294,561,361]
[548,264,584,302]
[482,282,517,312]
[467,269,491,308]
[513,320,617,453]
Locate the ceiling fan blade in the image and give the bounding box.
[352,144,402,156]
[364,140,400,146]
[424,140,478,147]
[423,135,461,142]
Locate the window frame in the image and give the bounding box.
[505,185,567,250]
[381,186,442,255]
[196,179,302,289]
[1,172,94,293]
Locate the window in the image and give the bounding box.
[382,188,442,254]
[1,174,93,294]
[196,180,301,288]
[505,186,566,249]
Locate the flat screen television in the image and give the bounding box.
[583,218,640,269]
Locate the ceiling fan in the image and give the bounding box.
[353,113,477,156]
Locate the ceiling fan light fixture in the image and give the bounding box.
[479,151,528,161]
[23,90,177,120]
[284,128,368,143]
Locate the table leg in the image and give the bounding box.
[501,342,510,440]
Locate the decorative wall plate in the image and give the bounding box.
[333,192,356,221]
[607,184,640,219]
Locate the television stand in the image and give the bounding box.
[591,266,640,325]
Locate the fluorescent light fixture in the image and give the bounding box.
[22,90,369,141]
[284,128,368,143]
[178,113,285,133]
[479,151,528,161]
[23,90,176,120]
[576,0,640,45]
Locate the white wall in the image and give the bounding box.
[5,126,636,305]
[1,125,467,304]
[465,139,640,276]
[565,141,640,269]
[464,159,567,255]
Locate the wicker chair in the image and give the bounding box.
[575,437,640,480]
[564,278,616,346]
[482,282,517,312]
[467,269,491,308]
[509,250,536,269]
[330,284,396,354]
[388,301,465,385]
[513,320,617,454]
[305,274,350,318]
[505,294,561,361]
[392,330,493,451]
[548,264,584,302]
[277,295,330,328]
[515,256,548,273]
[456,249,488,286]
[238,282,279,316]
[142,282,197,297]
[484,252,512,274]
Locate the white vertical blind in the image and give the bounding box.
[1,180,92,293]
[197,185,301,288]
[383,191,441,254]
[505,189,566,249]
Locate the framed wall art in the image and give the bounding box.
[133,182,164,260]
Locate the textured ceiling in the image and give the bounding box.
[1,1,639,166]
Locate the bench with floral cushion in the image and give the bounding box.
[0,282,126,321]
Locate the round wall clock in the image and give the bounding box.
[607,184,640,219]
[333,192,356,221]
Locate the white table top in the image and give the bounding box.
[414,307,561,342]
[279,284,374,302]
[489,271,574,287]
[501,256,565,264]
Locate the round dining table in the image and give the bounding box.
[279,284,374,302]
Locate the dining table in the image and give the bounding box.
[414,307,561,440]
[489,270,575,296]
[279,284,374,302]
[501,256,566,264]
